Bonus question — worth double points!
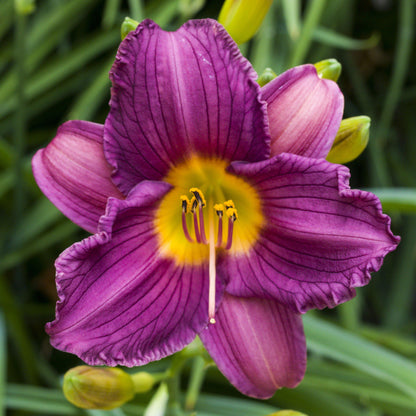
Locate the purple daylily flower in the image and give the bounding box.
[32,19,399,399]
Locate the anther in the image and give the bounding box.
[190,197,202,243]
[225,207,238,250]
[214,203,224,247]
[224,200,235,210]
[190,188,206,207]
[190,188,208,244]
[180,196,193,242]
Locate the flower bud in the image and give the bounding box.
[257,67,278,87]
[121,17,139,40]
[131,371,157,393]
[218,0,273,44]
[63,366,135,410]
[326,116,371,164]
[314,59,342,82]
[266,411,308,416]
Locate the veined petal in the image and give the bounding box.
[104,19,270,194]
[46,181,223,366]
[224,154,399,313]
[32,121,124,234]
[262,64,344,159]
[199,294,306,398]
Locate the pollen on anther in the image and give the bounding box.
[190,187,206,207]
[190,196,198,213]
[214,203,224,216]
[226,207,238,221]
[180,195,191,213]
[224,200,235,210]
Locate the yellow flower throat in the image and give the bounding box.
[155,156,263,322]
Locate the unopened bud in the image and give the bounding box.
[131,371,157,393]
[314,59,342,82]
[326,116,371,164]
[218,0,273,44]
[63,366,135,410]
[266,411,308,416]
[121,17,139,40]
[258,67,278,87]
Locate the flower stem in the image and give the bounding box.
[289,0,327,67]
[184,356,206,411]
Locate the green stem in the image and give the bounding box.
[369,0,414,187]
[13,8,26,228]
[0,277,37,383]
[384,216,416,328]
[127,0,144,20]
[377,0,414,147]
[289,0,327,67]
[184,356,206,411]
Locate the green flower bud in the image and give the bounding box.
[326,116,371,164]
[218,0,273,44]
[266,411,308,416]
[131,371,157,393]
[257,67,278,87]
[63,366,135,410]
[314,59,342,82]
[121,17,139,40]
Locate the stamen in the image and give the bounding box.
[214,203,224,248]
[224,200,235,210]
[190,188,208,244]
[208,204,216,324]
[180,195,193,243]
[225,207,238,250]
[189,188,206,207]
[191,197,201,243]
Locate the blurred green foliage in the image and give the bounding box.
[1,0,416,415]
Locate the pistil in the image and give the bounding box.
[208,204,216,324]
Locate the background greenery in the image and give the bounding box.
[1,0,416,415]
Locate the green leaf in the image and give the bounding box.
[368,188,416,213]
[0,313,5,416]
[313,27,379,50]
[303,315,416,400]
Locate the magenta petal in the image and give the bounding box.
[199,294,306,399]
[104,19,270,194]
[262,64,344,158]
[46,181,221,366]
[32,120,124,233]
[224,154,400,313]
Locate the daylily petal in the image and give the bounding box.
[199,294,306,399]
[104,19,270,194]
[262,64,344,159]
[223,153,399,313]
[32,120,124,233]
[46,181,223,366]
